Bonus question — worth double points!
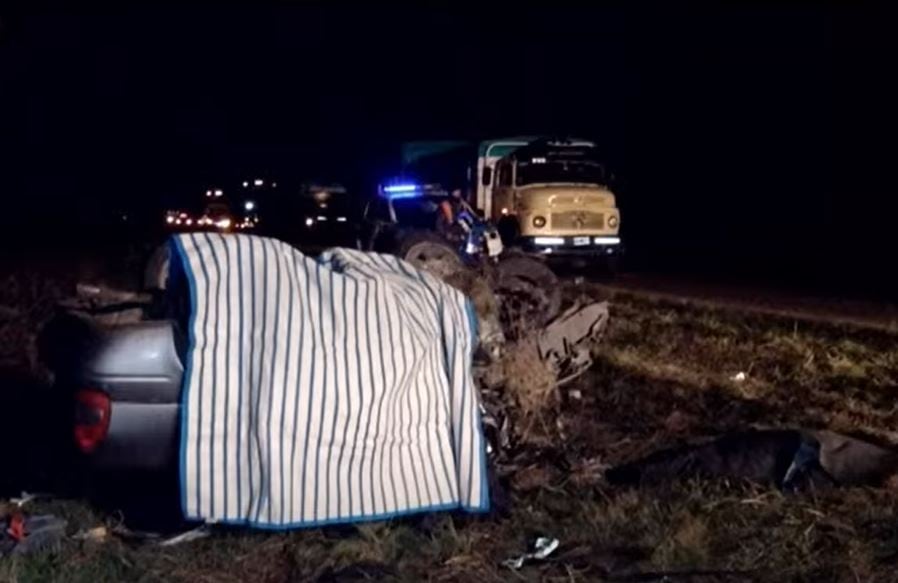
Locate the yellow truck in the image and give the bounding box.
[476,137,622,268]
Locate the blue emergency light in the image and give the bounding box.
[383,184,419,193]
[382,183,422,198]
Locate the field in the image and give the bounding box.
[2,267,898,582]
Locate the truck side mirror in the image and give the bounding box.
[481,167,492,186]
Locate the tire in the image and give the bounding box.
[495,255,562,330]
[397,231,465,282]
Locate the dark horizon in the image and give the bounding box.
[1,4,895,297]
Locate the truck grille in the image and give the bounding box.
[550,211,604,230]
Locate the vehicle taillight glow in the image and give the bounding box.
[74,389,111,453]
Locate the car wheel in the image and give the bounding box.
[398,231,465,282]
[495,255,562,336]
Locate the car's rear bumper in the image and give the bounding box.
[519,235,624,257]
[87,401,180,471]
[52,318,186,472]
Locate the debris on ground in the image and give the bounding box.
[488,301,609,447]
[502,536,560,570]
[433,255,611,459]
[72,526,109,543]
[9,491,44,508]
[813,429,898,485]
[0,513,67,557]
[500,337,558,417]
[538,300,609,384]
[6,274,898,580]
[730,371,747,382]
[158,525,210,547]
[606,429,898,490]
[443,266,504,360]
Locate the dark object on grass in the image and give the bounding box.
[607,429,898,490]
[605,430,836,490]
[813,429,898,486]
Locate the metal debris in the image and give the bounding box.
[502,536,560,570]
[159,525,210,547]
[538,301,609,383]
[9,491,43,508]
[1,514,67,556]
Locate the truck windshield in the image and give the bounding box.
[516,160,609,186]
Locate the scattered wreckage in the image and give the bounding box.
[607,428,898,491]
[39,227,608,525]
[40,227,608,530]
[357,180,608,381]
[39,225,898,539]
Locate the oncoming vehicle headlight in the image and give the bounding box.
[608,215,619,229]
[532,215,547,228]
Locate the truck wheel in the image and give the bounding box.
[398,231,464,282]
[495,255,562,334]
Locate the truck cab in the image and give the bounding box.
[477,138,622,263]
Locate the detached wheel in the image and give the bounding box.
[495,255,562,332]
[398,231,464,282]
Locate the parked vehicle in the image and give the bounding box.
[402,137,623,272]
[263,182,360,251]
[359,181,562,326]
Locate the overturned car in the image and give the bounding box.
[44,233,608,528]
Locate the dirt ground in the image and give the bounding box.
[2,268,898,582]
[601,273,898,333]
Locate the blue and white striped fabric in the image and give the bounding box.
[170,233,489,529]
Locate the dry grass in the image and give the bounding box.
[443,269,499,326]
[4,274,898,582]
[499,337,558,417]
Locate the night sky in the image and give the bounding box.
[0,5,894,294]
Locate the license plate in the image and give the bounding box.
[573,236,590,246]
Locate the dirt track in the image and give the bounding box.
[595,273,898,333]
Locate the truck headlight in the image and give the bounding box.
[532,215,547,228]
[608,215,619,228]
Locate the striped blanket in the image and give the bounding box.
[169,233,489,528]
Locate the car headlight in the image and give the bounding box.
[608,215,619,228]
[532,215,547,228]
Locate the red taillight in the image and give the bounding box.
[74,389,111,453]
